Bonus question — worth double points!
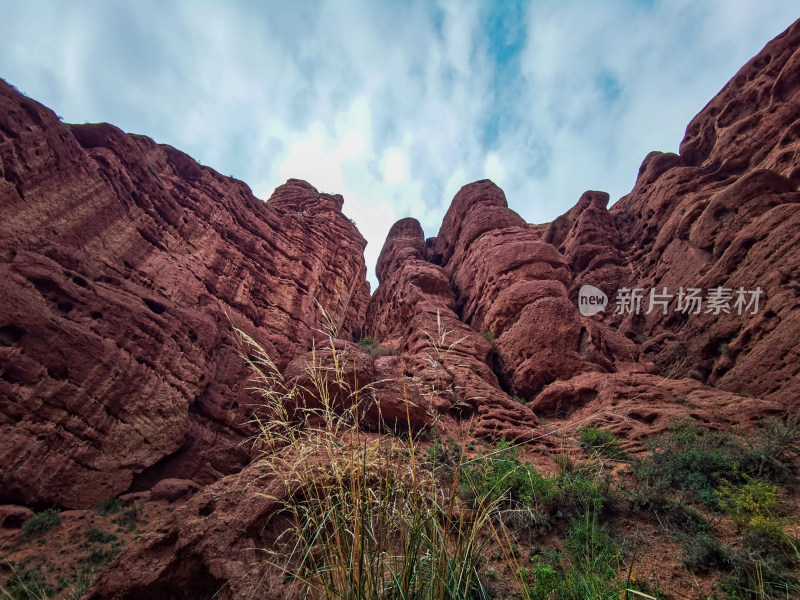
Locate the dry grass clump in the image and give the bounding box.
[233,323,522,600]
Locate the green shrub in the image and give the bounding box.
[86,526,117,544]
[736,414,800,483]
[677,532,732,572]
[565,512,618,578]
[629,418,800,597]
[93,497,122,517]
[111,506,142,528]
[481,331,495,345]
[22,508,63,539]
[526,512,628,600]
[632,421,741,506]
[719,480,780,528]
[80,546,121,568]
[654,498,710,535]
[528,555,560,600]
[424,435,464,479]
[460,439,555,516]
[552,469,613,520]
[633,417,800,510]
[722,531,800,600]
[459,439,615,535]
[578,426,626,459]
[722,569,800,600]
[356,337,396,358]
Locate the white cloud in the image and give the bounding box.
[0,0,797,288]
[382,149,408,184]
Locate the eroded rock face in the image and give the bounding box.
[550,20,800,407]
[544,190,630,303]
[86,438,403,600]
[532,371,785,446]
[0,505,34,529]
[85,457,293,600]
[0,80,369,508]
[362,20,800,436]
[424,181,648,400]
[81,19,800,600]
[365,217,540,440]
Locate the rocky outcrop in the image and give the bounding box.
[85,456,294,600]
[363,19,800,432]
[279,338,434,432]
[365,217,540,440]
[421,181,649,401]
[532,371,785,447]
[550,20,800,407]
[0,80,369,509]
[543,190,630,302]
[0,505,34,529]
[87,437,397,600]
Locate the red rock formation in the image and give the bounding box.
[532,372,785,447]
[426,181,650,400]
[83,19,800,600]
[150,478,202,503]
[366,217,540,440]
[550,20,800,407]
[279,338,434,431]
[85,457,293,600]
[544,190,629,303]
[0,505,34,529]
[0,80,369,509]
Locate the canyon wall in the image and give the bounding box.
[0,81,369,508]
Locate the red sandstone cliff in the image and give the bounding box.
[554,20,800,408]
[0,80,369,509]
[0,17,798,600]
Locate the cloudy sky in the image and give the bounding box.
[1,1,797,288]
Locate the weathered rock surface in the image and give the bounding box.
[82,19,800,600]
[85,443,375,600]
[363,19,800,437]
[368,182,652,411]
[0,505,34,529]
[552,21,800,407]
[532,371,785,448]
[0,80,369,508]
[365,217,540,440]
[150,478,202,503]
[278,338,434,432]
[544,190,629,303]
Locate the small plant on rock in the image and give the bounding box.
[357,336,396,358]
[93,497,122,517]
[21,508,63,539]
[578,425,626,460]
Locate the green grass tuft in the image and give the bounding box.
[93,498,122,517]
[21,509,62,540]
[578,425,626,460]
